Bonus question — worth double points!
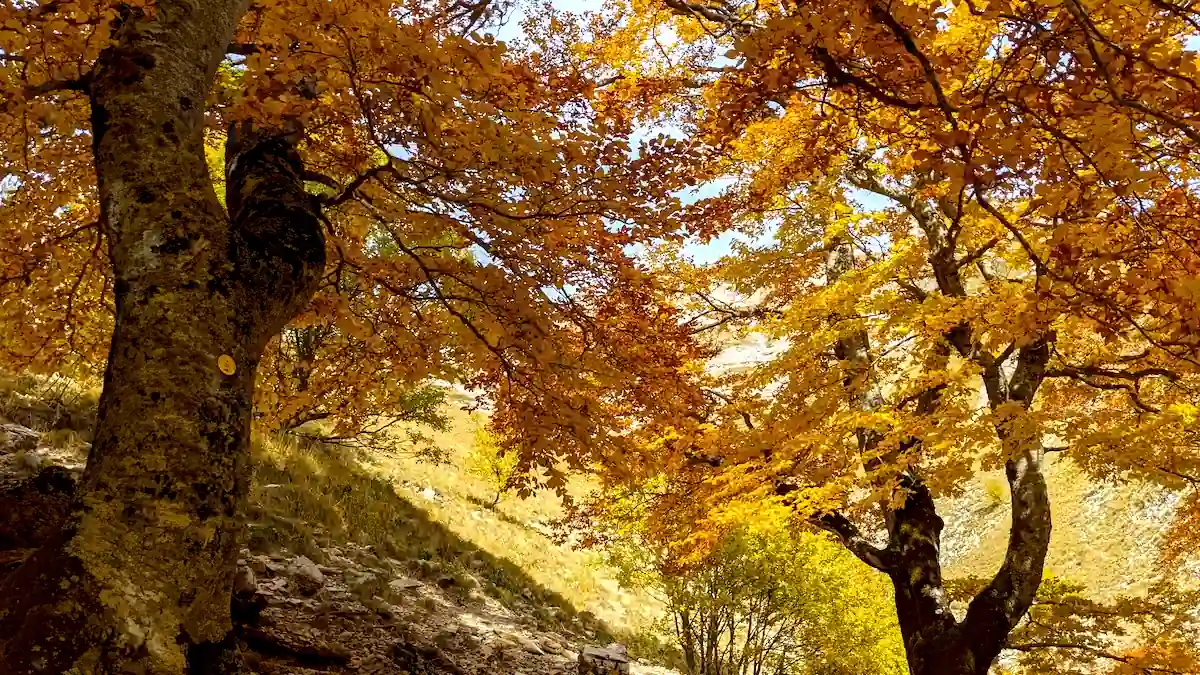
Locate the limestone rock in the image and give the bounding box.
[578,645,630,675]
[389,576,422,593]
[0,424,39,455]
[289,555,325,595]
[513,633,545,655]
[540,635,566,655]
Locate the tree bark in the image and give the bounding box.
[0,3,325,673]
[818,235,1053,675]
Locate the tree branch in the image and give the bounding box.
[812,511,896,572]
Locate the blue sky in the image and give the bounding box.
[491,0,762,264]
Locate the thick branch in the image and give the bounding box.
[963,337,1052,664]
[812,511,896,571]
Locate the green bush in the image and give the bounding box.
[465,415,522,508]
[602,505,906,675]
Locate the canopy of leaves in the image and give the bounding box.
[0,0,713,485]
[565,0,1200,672]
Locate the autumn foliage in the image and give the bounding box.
[568,0,1200,673]
[2,0,1200,673]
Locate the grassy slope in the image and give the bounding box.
[941,456,1176,600]
[0,372,671,660]
[248,403,670,656]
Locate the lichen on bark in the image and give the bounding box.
[0,1,326,672]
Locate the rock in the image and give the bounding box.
[345,569,379,595]
[368,595,403,619]
[436,575,456,589]
[490,635,518,651]
[540,636,566,655]
[289,555,325,595]
[415,558,442,577]
[389,576,422,593]
[241,626,351,666]
[578,645,630,675]
[233,565,257,596]
[513,634,544,654]
[434,629,457,649]
[391,639,464,674]
[0,424,39,455]
[358,653,393,674]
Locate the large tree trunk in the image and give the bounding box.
[0,3,325,673]
[817,238,1054,675]
[878,450,1051,675]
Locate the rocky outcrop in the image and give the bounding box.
[288,555,325,596]
[579,645,631,675]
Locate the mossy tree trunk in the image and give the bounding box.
[0,2,324,673]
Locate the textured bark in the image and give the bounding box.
[885,480,979,675]
[819,230,1053,675]
[0,2,325,673]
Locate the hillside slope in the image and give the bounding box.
[0,373,674,674]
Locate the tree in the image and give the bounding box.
[466,414,521,508]
[596,496,906,675]
[571,1,1200,673]
[0,1,706,671]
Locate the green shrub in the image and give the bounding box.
[464,415,521,508]
[601,503,906,675]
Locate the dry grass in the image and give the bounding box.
[942,455,1175,600]
[248,406,670,654]
[0,371,671,655]
[0,371,99,436]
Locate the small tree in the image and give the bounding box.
[466,416,522,508]
[598,499,905,675]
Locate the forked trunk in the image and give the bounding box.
[817,235,1053,675]
[0,3,324,673]
[887,449,1051,675]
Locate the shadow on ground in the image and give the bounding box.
[248,437,642,646]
